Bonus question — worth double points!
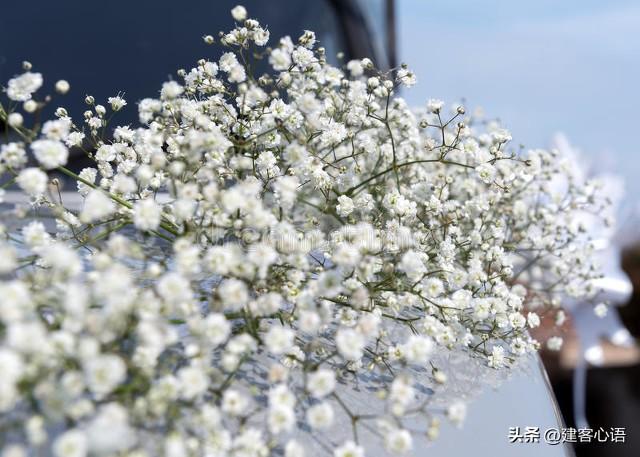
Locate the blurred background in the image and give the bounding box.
[399,0,640,198]
[1,1,638,455]
[399,3,640,456]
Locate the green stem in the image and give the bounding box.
[56,166,179,237]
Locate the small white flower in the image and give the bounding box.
[65,131,85,147]
[509,312,526,329]
[42,119,71,141]
[270,48,292,71]
[80,190,116,223]
[426,98,444,113]
[231,5,247,21]
[402,335,434,364]
[84,403,136,455]
[268,404,295,434]
[222,389,248,416]
[594,303,607,318]
[335,327,365,361]
[396,68,416,88]
[446,401,467,426]
[203,313,231,346]
[424,277,444,298]
[25,416,46,446]
[177,366,209,400]
[157,272,192,305]
[336,195,354,217]
[492,128,512,143]
[299,310,321,333]
[52,429,87,457]
[273,175,300,209]
[299,30,316,48]
[133,199,162,231]
[269,384,296,409]
[7,72,43,101]
[161,81,184,99]
[347,60,364,77]
[76,167,97,196]
[42,117,71,141]
[164,435,187,457]
[0,244,17,274]
[384,428,413,454]
[7,112,23,127]
[217,278,248,311]
[0,348,23,384]
[488,345,506,368]
[1,142,27,168]
[84,354,127,397]
[333,441,364,457]
[306,402,334,429]
[292,46,315,69]
[527,312,541,328]
[476,163,496,184]
[265,326,295,355]
[389,376,415,416]
[434,370,447,384]
[23,99,37,113]
[31,139,68,169]
[546,336,563,351]
[398,250,427,279]
[319,122,347,146]
[227,64,246,83]
[16,167,47,197]
[307,369,336,398]
[22,221,50,248]
[107,96,127,111]
[247,243,278,278]
[285,440,306,457]
[55,80,70,94]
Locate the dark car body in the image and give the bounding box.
[0,0,395,126]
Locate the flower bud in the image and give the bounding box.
[23,100,37,113]
[169,161,185,176]
[7,112,23,127]
[367,77,379,89]
[434,370,447,384]
[55,80,70,94]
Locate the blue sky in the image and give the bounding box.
[398,0,640,202]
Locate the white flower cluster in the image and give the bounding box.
[0,5,607,456]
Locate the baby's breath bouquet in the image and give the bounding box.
[0,5,608,457]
